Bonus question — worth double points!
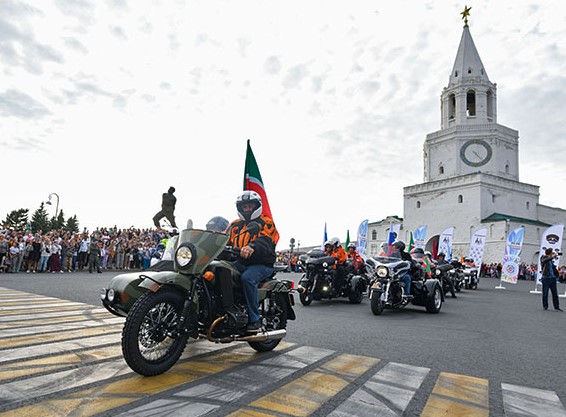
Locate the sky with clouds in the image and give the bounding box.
[1,0,566,249]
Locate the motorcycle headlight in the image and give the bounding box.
[322,262,328,268]
[107,288,115,303]
[298,260,302,266]
[100,288,107,301]
[435,269,441,276]
[376,266,388,278]
[175,244,195,271]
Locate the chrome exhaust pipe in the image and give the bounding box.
[236,329,287,342]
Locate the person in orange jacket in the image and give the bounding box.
[347,242,365,274]
[324,237,347,295]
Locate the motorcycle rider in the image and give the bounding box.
[227,191,278,333]
[436,252,457,298]
[324,237,347,295]
[347,242,365,274]
[392,241,413,298]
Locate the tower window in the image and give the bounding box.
[458,195,463,203]
[468,67,472,74]
[487,90,494,120]
[439,165,444,174]
[505,163,510,174]
[492,195,496,203]
[449,94,456,119]
[526,201,530,210]
[455,71,458,77]
[466,90,476,116]
[417,201,421,208]
[372,230,377,240]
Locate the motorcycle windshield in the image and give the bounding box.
[372,256,404,265]
[177,228,229,274]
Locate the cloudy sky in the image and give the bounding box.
[2,0,566,249]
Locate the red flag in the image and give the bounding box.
[243,140,279,243]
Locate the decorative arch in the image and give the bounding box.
[487,89,494,120]
[458,194,463,203]
[448,94,456,120]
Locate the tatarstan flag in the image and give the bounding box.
[244,140,279,243]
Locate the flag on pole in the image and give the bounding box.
[243,140,279,243]
[357,219,369,257]
[345,230,350,249]
[322,222,328,249]
[408,232,414,253]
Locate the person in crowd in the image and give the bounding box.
[50,239,62,273]
[88,238,102,273]
[540,248,562,311]
[152,186,177,229]
[0,234,8,271]
[38,238,51,272]
[226,191,278,333]
[78,235,89,270]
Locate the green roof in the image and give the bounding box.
[481,213,550,227]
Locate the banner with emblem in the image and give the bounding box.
[468,228,487,268]
[535,224,564,285]
[500,227,525,284]
[438,227,455,261]
[357,219,369,257]
[413,225,428,250]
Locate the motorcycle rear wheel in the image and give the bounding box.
[122,287,189,376]
[348,285,363,304]
[425,285,442,313]
[249,293,288,352]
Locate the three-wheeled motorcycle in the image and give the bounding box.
[367,256,443,315]
[101,228,295,376]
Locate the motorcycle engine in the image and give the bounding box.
[225,305,249,328]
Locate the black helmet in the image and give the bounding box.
[206,216,229,233]
[438,252,446,257]
[411,247,424,255]
[393,241,406,251]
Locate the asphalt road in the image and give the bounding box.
[1,269,565,415]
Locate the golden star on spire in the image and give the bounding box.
[461,5,472,26]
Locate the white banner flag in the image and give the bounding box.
[468,228,487,268]
[501,227,525,284]
[357,219,369,257]
[536,224,564,285]
[438,227,455,261]
[413,225,428,250]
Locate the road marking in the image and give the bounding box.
[328,361,430,416]
[502,383,566,417]
[421,372,489,417]
[0,307,108,323]
[0,316,123,338]
[0,324,123,349]
[230,353,379,417]
[0,343,274,417]
[0,302,87,314]
[0,311,113,330]
[118,344,327,417]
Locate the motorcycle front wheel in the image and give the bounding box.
[299,290,313,306]
[249,293,288,352]
[370,292,384,315]
[122,287,190,376]
[348,285,364,304]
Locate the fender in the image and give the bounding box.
[138,271,193,293]
[424,278,445,302]
[349,275,366,292]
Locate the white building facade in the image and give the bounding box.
[368,20,566,264]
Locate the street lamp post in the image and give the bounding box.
[46,193,60,219]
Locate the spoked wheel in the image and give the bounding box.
[122,287,189,376]
[249,293,288,352]
[426,285,443,313]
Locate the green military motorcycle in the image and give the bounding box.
[101,228,295,376]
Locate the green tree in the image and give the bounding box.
[30,202,50,233]
[3,208,29,230]
[66,215,79,233]
[51,210,66,230]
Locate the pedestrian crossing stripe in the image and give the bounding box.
[1,286,565,417]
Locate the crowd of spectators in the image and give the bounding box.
[0,225,172,274]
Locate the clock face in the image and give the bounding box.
[460,139,493,167]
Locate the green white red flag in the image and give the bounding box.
[243,140,279,243]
